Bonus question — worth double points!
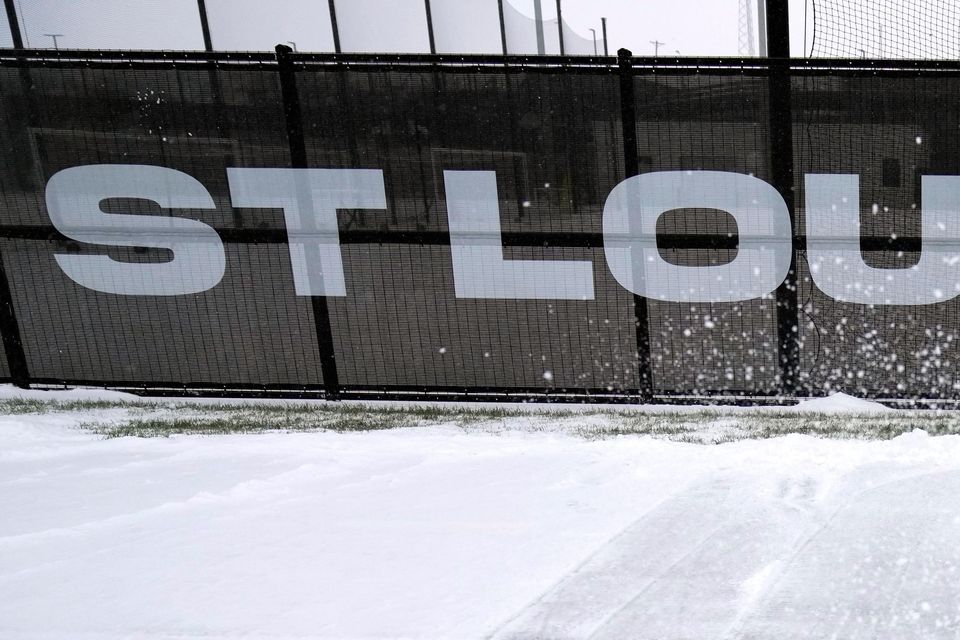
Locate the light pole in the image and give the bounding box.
[601,17,608,55]
[650,39,664,56]
[286,41,297,51]
[327,0,341,53]
[43,33,63,50]
[555,0,564,54]
[533,0,545,54]
[588,28,597,55]
[196,0,213,51]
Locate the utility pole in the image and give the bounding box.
[649,39,664,55]
[43,34,63,50]
[601,17,608,55]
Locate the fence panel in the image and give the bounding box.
[0,51,957,401]
[0,57,323,390]
[793,73,960,398]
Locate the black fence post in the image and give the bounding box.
[0,0,31,388]
[617,48,653,402]
[0,252,29,388]
[275,44,341,400]
[765,0,801,397]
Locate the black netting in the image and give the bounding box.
[3,239,322,386]
[793,73,960,397]
[811,0,960,59]
[295,67,636,392]
[0,60,320,388]
[0,52,959,400]
[0,58,639,395]
[294,68,623,235]
[632,74,779,394]
[330,245,637,391]
[0,64,289,229]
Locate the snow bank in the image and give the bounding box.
[0,383,141,402]
[0,384,905,417]
[2,417,959,639]
[790,391,894,414]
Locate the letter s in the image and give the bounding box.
[46,164,225,295]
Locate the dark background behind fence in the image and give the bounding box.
[0,48,958,402]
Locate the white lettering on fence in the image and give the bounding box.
[42,164,960,306]
[602,171,792,302]
[46,164,224,296]
[227,168,386,296]
[443,170,595,299]
[806,173,960,305]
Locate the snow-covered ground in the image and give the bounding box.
[2,391,960,639]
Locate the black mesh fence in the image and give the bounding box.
[631,73,779,395]
[0,50,958,402]
[793,72,960,398]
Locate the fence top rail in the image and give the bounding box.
[0,48,276,64]
[3,48,960,76]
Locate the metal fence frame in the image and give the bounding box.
[1,46,959,403]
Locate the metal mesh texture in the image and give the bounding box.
[0,52,957,400]
[794,73,960,397]
[632,74,778,394]
[0,59,320,389]
[811,0,960,59]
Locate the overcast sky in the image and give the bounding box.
[1,0,812,56]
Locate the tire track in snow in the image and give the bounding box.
[0,452,431,578]
[490,472,827,640]
[735,468,960,640]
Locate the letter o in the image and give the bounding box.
[602,171,792,303]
